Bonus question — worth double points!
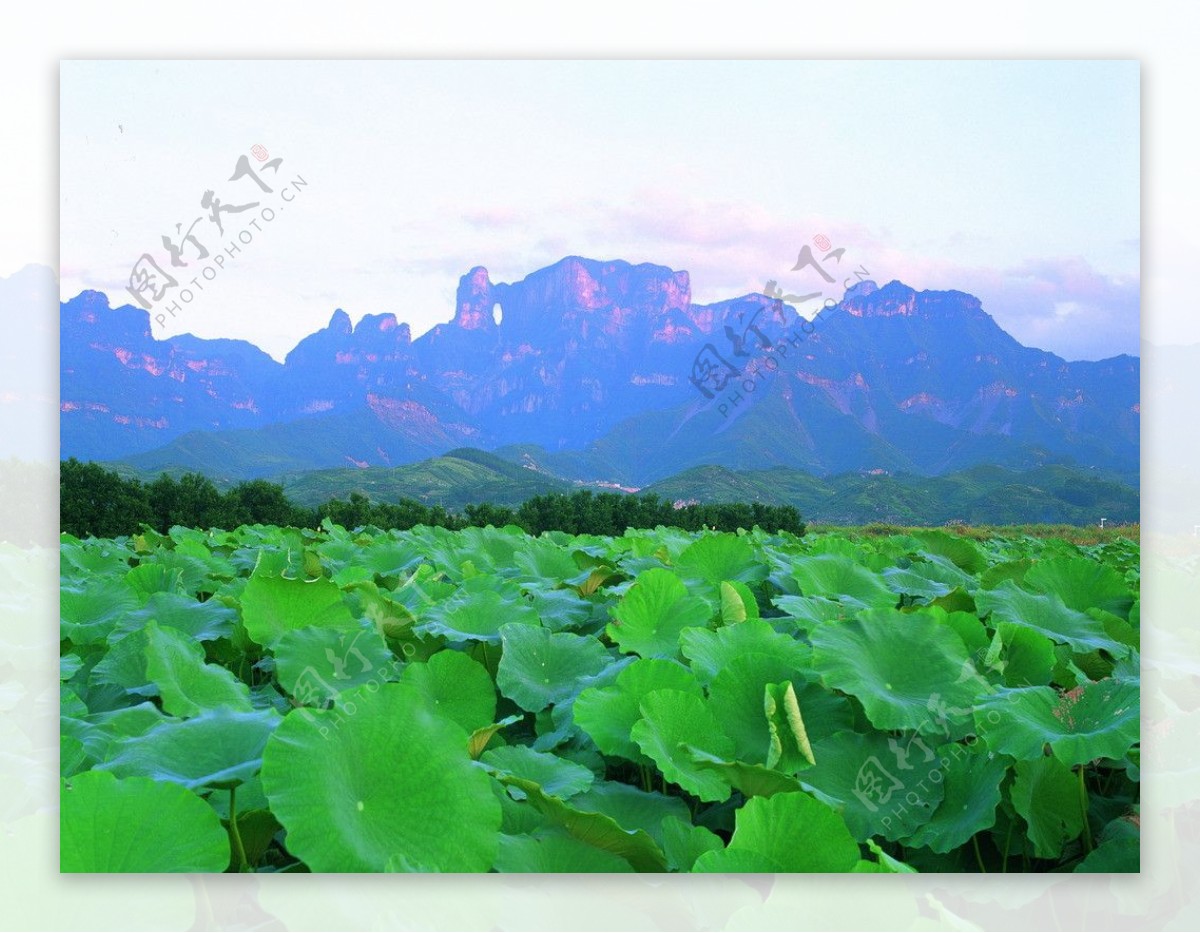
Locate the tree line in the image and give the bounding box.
[60,459,806,539]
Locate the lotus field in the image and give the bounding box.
[59,522,1140,873]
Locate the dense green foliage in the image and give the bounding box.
[60,522,1139,873]
[645,462,1139,527]
[277,447,575,509]
[60,459,806,538]
[108,446,1137,526]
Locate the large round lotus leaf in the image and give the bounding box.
[979,557,1032,589]
[418,587,540,644]
[512,537,583,581]
[708,657,849,764]
[144,549,215,596]
[526,587,595,633]
[496,623,611,712]
[261,682,501,872]
[800,729,946,842]
[605,568,712,659]
[60,539,134,581]
[574,659,702,762]
[935,608,991,659]
[975,582,1129,658]
[882,556,975,602]
[685,747,803,798]
[142,621,252,717]
[60,654,84,683]
[791,554,897,611]
[482,745,595,799]
[692,791,859,873]
[399,650,496,732]
[529,657,635,754]
[692,849,782,872]
[800,534,863,560]
[1009,755,1084,859]
[97,708,281,789]
[351,537,421,577]
[125,562,186,600]
[810,608,981,733]
[770,594,847,631]
[89,628,154,696]
[61,734,88,777]
[63,702,165,765]
[493,830,634,872]
[929,588,976,616]
[110,591,238,643]
[1023,555,1134,619]
[974,678,1139,765]
[274,623,398,707]
[389,566,457,617]
[61,580,139,647]
[1090,607,1140,654]
[61,771,229,872]
[660,815,723,871]
[571,780,690,849]
[881,565,955,600]
[904,745,1010,853]
[679,618,811,687]
[1075,835,1139,872]
[912,530,986,574]
[494,775,667,872]
[60,684,88,719]
[239,571,356,647]
[675,533,766,586]
[630,689,736,802]
[992,624,1057,687]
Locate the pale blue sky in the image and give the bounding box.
[60,60,1138,361]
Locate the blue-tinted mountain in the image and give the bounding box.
[59,256,1139,486]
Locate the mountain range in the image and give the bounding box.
[61,256,1140,491]
[275,449,1138,526]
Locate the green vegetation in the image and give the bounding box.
[644,462,1138,527]
[60,521,1139,873]
[814,523,1141,547]
[60,459,806,539]
[108,447,1137,527]
[278,448,574,509]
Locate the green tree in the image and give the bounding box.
[463,502,516,528]
[147,472,227,531]
[59,458,154,538]
[226,479,311,527]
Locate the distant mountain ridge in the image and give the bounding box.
[60,256,1140,486]
[108,447,1137,527]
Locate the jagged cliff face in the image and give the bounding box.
[60,256,1140,482]
[413,258,721,446]
[60,290,282,456]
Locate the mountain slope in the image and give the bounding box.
[643,462,1138,526]
[67,257,1139,485]
[275,448,574,509]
